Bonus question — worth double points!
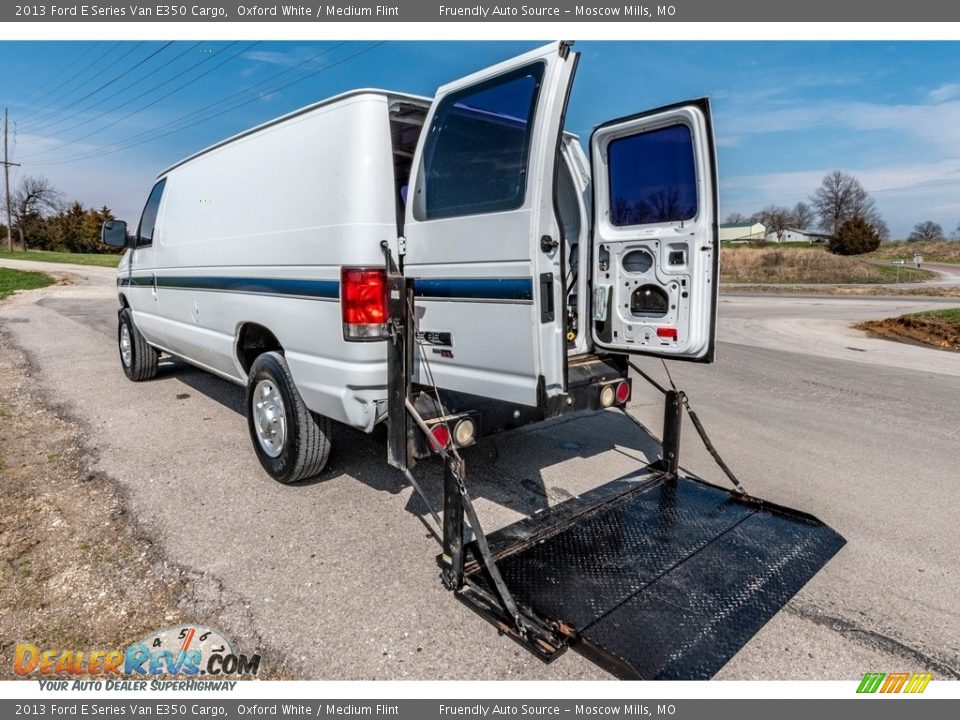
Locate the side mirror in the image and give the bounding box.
[101,220,128,248]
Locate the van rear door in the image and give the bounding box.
[402,42,577,407]
[590,99,720,361]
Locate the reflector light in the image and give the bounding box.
[615,381,631,405]
[341,267,387,340]
[429,424,451,451]
[600,385,616,408]
[656,327,678,340]
[453,418,477,446]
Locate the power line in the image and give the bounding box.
[20,42,247,159]
[18,43,126,122]
[26,42,174,133]
[28,42,253,160]
[23,42,205,143]
[13,42,104,112]
[35,42,371,168]
[4,109,22,252]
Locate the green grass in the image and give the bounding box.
[906,308,960,323]
[0,249,121,268]
[723,241,826,249]
[0,267,55,299]
[868,263,936,282]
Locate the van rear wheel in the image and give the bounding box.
[118,307,159,381]
[246,351,332,483]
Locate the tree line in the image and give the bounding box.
[1,175,118,254]
[727,170,960,253]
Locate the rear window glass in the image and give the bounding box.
[607,124,697,226]
[417,63,544,220]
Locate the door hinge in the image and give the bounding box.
[540,234,559,253]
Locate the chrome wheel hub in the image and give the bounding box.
[120,323,132,368]
[253,380,286,458]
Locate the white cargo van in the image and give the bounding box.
[101,45,848,678]
[103,41,719,483]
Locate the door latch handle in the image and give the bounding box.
[540,234,559,253]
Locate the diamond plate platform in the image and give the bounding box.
[457,471,845,679]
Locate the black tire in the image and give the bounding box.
[118,307,159,382]
[246,351,332,483]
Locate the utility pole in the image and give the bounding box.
[2,108,21,252]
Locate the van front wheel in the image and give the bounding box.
[118,308,159,381]
[246,351,332,483]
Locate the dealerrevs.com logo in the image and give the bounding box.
[14,625,261,679]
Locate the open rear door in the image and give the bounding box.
[402,42,577,406]
[590,99,719,361]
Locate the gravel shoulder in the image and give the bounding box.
[0,309,292,680]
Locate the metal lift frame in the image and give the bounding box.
[381,243,845,679]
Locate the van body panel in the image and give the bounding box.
[402,41,577,407]
[121,92,424,428]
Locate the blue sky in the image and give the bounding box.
[2,40,959,238]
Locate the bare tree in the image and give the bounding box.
[908,220,945,242]
[724,212,749,224]
[611,196,632,226]
[9,176,61,250]
[951,222,960,240]
[791,201,814,230]
[755,205,793,242]
[810,170,871,235]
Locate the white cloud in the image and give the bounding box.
[927,83,960,103]
[717,99,960,155]
[722,161,960,237]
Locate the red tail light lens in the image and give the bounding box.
[656,327,678,340]
[615,381,631,405]
[429,424,451,452]
[341,267,387,341]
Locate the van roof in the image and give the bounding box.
[159,88,432,177]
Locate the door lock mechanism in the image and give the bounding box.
[540,234,559,253]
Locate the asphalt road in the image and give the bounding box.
[925,261,960,285]
[1,260,958,681]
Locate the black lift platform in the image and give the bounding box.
[382,246,845,680]
[455,469,845,680]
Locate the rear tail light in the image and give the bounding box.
[453,418,477,446]
[656,327,678,341]
[341,267,387,341]
[600,385,616,408]
[615,380,631,405]
[422,414,480,456]
[429,423,451,452]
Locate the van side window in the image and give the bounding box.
[416,62,544,221]
[136,178,167,247]
[607,124,697,226]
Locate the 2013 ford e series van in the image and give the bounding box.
[103,41,719,483]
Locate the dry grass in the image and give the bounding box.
[724,284,960,297]
[858,308,960,352]
[868,241,960,264]
[720,247,933,284]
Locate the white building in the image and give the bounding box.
[764,227,830,244]
[719,222,766,242]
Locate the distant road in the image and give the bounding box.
[922,261,960,286]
